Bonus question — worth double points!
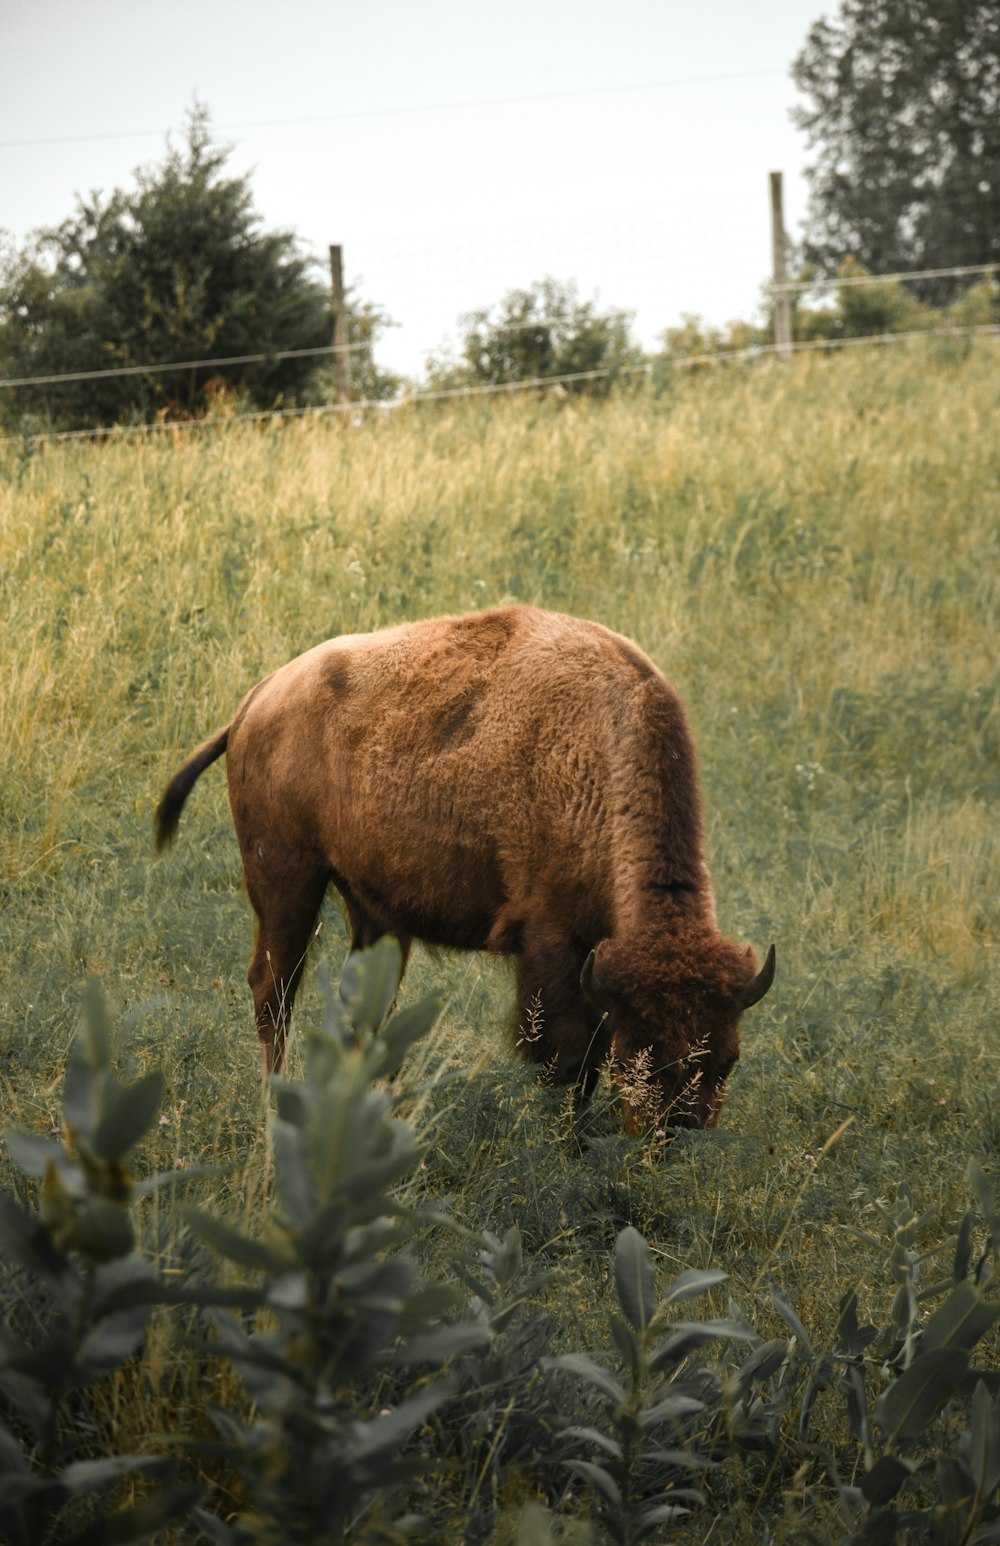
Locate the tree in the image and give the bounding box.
[791,0,1000,295]
[0,106,394,431]
[426,277,642,395]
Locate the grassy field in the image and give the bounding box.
[1,338,999,1540]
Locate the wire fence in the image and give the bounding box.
[0,340,370,391]
[5,319,997,448]
[769,262,998,296]
[2,257,996,397]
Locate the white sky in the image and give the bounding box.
[1,0,828,381]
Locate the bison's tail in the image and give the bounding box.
[154,725,231,851]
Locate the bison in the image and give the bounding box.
[155,605,774,1129]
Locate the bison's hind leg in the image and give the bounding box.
[245,861,330,1074]
[514,931,610,1105]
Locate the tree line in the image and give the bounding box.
[1,0,997,432]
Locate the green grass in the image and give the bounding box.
[1,338,999,1539]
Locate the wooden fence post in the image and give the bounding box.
[329,244,350,407]
[769,172,793,358]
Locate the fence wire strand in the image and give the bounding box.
[3,256,996,394]
[4,322,997,447]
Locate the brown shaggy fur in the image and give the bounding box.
[155,605,774,1128]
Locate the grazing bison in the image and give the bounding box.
[155,605,774,1129]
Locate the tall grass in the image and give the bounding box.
[1,337,998,1538]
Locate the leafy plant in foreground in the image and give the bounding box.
[740,1169,1000,1543]
[545,1228,761,1543]
[5,946,1000,1544]
[818,1167,1000,1543]
[421,1224,560,1540]
[0,982,201,1545]
[184,938,493,1544]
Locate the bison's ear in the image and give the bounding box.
[581,945,622,1011]
[734,943,776,1011]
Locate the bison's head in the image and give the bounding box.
[581,929,775,1132]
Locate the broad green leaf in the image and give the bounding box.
[75,1306,150,1383]
[345,1379,455,1464]
[559,1425,624,1461]
[337,1254,415,1301]
[395,1324,491,1364]
[266,1270,308,1310]
[271,1078,311,1129]
[60,1455,170,1495]
[81,979,113,1075]
[340,937,403,1032]
[735,1338,789,1391]
[922,1278,1000,1354]
[190,1506,240,1546]
[62,1036,101,1141]
[936,1452,974,1512]
[3,1131,83,1194]
[92,1071,165,1161]
[773,1289,813,1354]
[0,1422,26,1473]
[69,1197,135,1264]
[0,1366,53,1441]
[969,1160,1000,1248]
[842,1363,870,1447]
[90,1256,165,1316]
[643,1445,714,1472]
[640,1393,706,1427]
[876,1346,970,1444]
[658,1266,728,1309]
[634,1502,694,1536]
[375,994,444,1079]
[954,1209,976,1284]
[860,1453,915,1505]
[615,1226,656,1332]
[562,1458,623,1508]
[131,1161,230,1198]
[316,958,353,1039]
[269,1119,317,1224]
[967,1380,1000,1497]
[836,1288,879,1358]
[180,1205,286,1272]
[339,1138,421,1204]
[650,1318,757,1371]
[451,1261,490,1303]
[485,1224,523,1289]
[0,1195,73,1286]
[544,1353,628,1406]
[609,1313,642,1380]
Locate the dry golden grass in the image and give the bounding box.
[1,337,998,1540]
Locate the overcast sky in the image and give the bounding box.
[1,0,829,380]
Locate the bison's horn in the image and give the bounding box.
[735,943,776,1011]
[581,948,615,1010]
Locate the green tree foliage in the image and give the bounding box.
[791,0,1000,294]
[427,277,643,395]
[0,107,393,431]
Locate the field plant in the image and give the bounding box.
[3,949,1000,1543]
[0,982,202,1544]
[1,337,999,1539]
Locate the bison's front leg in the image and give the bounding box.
[514,930,610,1103]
